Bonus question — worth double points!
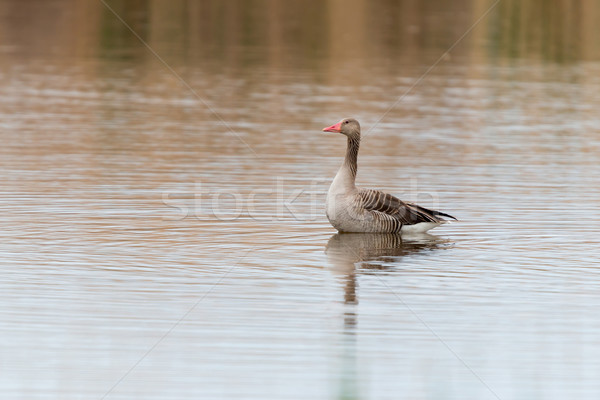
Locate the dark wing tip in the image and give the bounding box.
[433,210,457,221]
[410,204,457,222]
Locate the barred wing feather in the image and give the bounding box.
[357,189,455,226]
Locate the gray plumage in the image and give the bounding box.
[323,118,456,233]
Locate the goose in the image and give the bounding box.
[323,118,456,233]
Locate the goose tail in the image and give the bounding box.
[412,204,457,222]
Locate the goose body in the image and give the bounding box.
[323,118,456,234]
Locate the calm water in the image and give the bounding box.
[2,1,600,399]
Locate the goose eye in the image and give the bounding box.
[345,121,349,124]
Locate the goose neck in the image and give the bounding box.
[344,136,360,179]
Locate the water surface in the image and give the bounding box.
[1,1,600,399]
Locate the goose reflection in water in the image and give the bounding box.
[325,233,449,399]
[325,233,448,304]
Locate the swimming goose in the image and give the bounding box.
[323,118,456,233]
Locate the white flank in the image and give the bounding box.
[401,222,442,234]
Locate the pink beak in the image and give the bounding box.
[322,121,342,133]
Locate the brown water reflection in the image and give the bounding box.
[2,1,600,399]
[2,0,599,67]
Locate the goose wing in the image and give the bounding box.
[357,188,455,225]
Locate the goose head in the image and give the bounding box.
[322,118,361,140]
